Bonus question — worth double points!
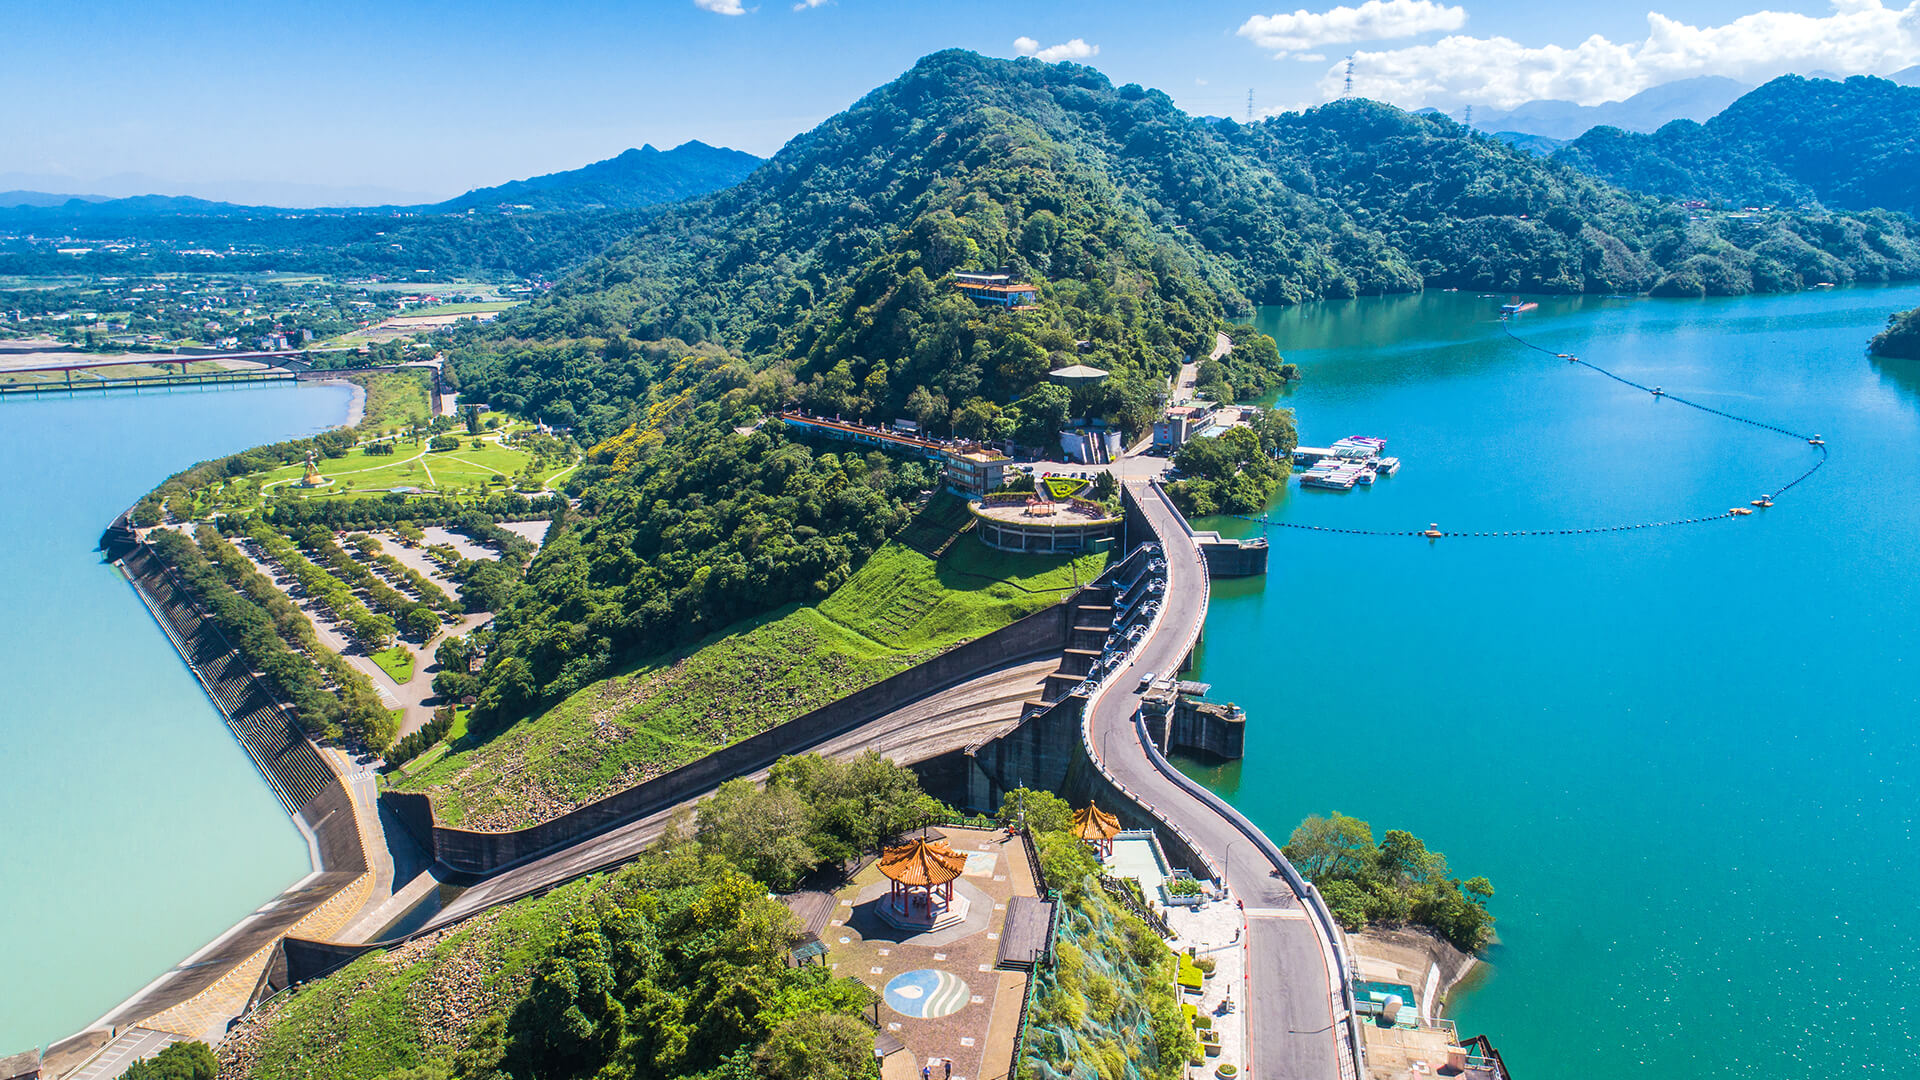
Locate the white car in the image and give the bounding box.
[1137,670,1157,691]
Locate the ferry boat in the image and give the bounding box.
[1499,297,1538,315]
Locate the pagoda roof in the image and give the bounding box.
[878,837,968,887]
[1072,803,1121,842]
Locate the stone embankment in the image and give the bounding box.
[41,536,374,1080]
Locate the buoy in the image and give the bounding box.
[1423,523,1444,539]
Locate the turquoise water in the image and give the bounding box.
[0,383,351,1053]
[1182,287,1920,1077]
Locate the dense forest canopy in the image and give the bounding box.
[1870,306,1920,359]
[1554,74,1920,217]
[433,50,1920,730]
[461,52,1920,444]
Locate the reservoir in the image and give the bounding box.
[1185,286,1920,1078]
[0,382,352,1054]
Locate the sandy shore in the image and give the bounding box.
[308,377,366,428]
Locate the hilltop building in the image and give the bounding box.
[943,447,1008,498]
[776,410,1008,497]
[953,271,1038,310]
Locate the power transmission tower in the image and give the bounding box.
[1247,88,1255,123]
[1463,104,1473,132]
[1343,56,1355,99]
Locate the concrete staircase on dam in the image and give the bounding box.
[1042,585,1117,702]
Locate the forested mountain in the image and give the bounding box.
[1468,76,1752,141]
[439,50,1920,723]
[434,141,762,212]
[0,143,761,280]
[463,51,1920,439]
[1554,75,1920,215]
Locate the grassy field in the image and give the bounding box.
[352,371,432,431]
[256,436,567,501]
[371,645,414,683]
[394,531,1107,830]
[222,876,593,1080]
[396,301,520,317]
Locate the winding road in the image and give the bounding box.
[1085,481,1353,1080]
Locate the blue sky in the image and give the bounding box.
[4,0,1917,203]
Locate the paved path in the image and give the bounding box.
[62,1028,179,1080]
[1084,481,1349,1080]
[401,658,1060,937]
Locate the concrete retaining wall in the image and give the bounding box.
[1168,700,1245,760]
[403,599,1077,876]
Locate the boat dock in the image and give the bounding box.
[1294,436,1399,490]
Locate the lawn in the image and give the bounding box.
[255,437,538,499]
[395,527,1108,830]
[371,645,415,683]
[352,371,433,431]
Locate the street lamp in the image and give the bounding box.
[1220,839,1241,893]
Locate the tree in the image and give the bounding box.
[905,385,949,432]
[429,434,460,452]
[953,397,1003,442]
[752,1012,879,1080]
[997,787,1073,834]
[402,604,441,641]
[697,778,819,891]
[120,1042,216,1080]
[508,920,626,1076]
[1284,812,1375,880]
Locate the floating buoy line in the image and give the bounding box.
[1226,321,1829,540]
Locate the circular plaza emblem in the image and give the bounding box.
[883,968,971,1019]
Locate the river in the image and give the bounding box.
[0,382,352,1055]
[1181,286,1920,1078]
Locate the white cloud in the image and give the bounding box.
[695,0,746,14]
[1238,0,1466,56]
[1013,36,1101,62]
[1324,0,1920,108]
[792,0,829,8]
[1296,52,1327,61]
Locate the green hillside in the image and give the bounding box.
[438,50,1920,730]
[399,524,1104,829]
[1555,74,1920,216]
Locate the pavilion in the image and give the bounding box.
[877,837,970,932]
[1072,803,1122,857]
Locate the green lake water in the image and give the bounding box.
[0,383,351,1054]
[1179,286,1920,1077]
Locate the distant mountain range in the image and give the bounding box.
[1551,74,1920,215]
[1465,76,1754,141]
[0,141,762,218]
[432,142,761,213]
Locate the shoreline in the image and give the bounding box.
[311,376,367,428]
